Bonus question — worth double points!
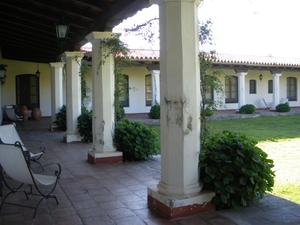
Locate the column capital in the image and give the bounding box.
[235,69,248,76]
[270,70,282,76]
[85,31,114,43]
[49,62,65,68]
[150,70,160,75]
[150,0,202,5]
[63,52,84,60]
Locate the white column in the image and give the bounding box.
[0,84,2,123]
[86,32,122,163]
[271,71,282,110]
[0,50,3,123]
[49,62,64,127]
[150,70,160,105]
[236,70,248,109]
[63,52,84,143]
[148,0,214,219]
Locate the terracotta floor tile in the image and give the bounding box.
[1,117,300,225]
[105,208,136,220]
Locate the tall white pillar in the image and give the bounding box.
[271,71,282,110]
[86,32,122,164]
[0,84,2,124]
[0,50,3,124]
[236,70,248,110]
[148,0,215,219]
[150,70,160,105]
[63,52,84,143]
[49,62,64,128]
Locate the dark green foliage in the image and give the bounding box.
[201,100,216,117]
[115,101,125,121]
[148,104,160,119]
[199,131,275,209]
[54,105,67,130]
[276,103,290,112]
[239,104,256,114]
[80,60,91,104]
[114,119,159,161]
[77,109,93,142]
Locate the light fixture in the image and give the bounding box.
[55,5,70,51]
[0,64,7,85]
[259,71,263,81]
[35,63,41,78]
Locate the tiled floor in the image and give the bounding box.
[0,116,300,225]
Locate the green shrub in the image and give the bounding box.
[199,130,275,209]
[77,109,93,142]
[201,100,217,116]
[239,104,255,114]
[203,108,215,116]
[114,119,159,161]
[115,101,125,121]
[54,105,67,130]
[276,103,290,112]
[148,104,160,119]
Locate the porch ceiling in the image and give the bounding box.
[0,0,150,63]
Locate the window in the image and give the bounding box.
[16,74,40,110]
[205,86,214,101]
[268,80,273,93]
[225,76,238,103]
[287,77,297,101]
[249,80,256,94]
[118,75,129,107]
[145,75,152,106]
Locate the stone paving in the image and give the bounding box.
[0,113,300,224]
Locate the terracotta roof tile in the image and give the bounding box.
[212,53,300,67]
[80,46,300,68]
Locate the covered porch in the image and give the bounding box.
[1,117,299,224]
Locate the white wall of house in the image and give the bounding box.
[85,66,152,114]
[2,58,300,119]
[2,59,52,117]
[122,67,151,114]
[216,69,300,110]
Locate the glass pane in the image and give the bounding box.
[31,96,37,103]
[31,87,36,94]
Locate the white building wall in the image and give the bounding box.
[2,59,300,117]
[2,59,52,117]
[214,69,300,110]
[121,67,151,114]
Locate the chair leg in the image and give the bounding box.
[31,159,44,171]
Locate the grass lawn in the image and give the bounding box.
[148,115,300,204]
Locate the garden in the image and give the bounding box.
[149,115,300,205]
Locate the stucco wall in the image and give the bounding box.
[2,59,52,117]
[2,58,300,118]
[216,69,300,110]
[121,67,151,114]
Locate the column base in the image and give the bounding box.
[63,133,82,143]
[88,150,123,164]
[147,186,215,219]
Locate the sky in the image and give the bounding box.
[100,0,300,58]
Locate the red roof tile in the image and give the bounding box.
[80,46,300,68]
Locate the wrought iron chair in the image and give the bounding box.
[262,98,273,109]
[3,106,24,127]
[0,142,61,218]
[0,124,45,168]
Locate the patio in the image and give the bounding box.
[0,117,300,224]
